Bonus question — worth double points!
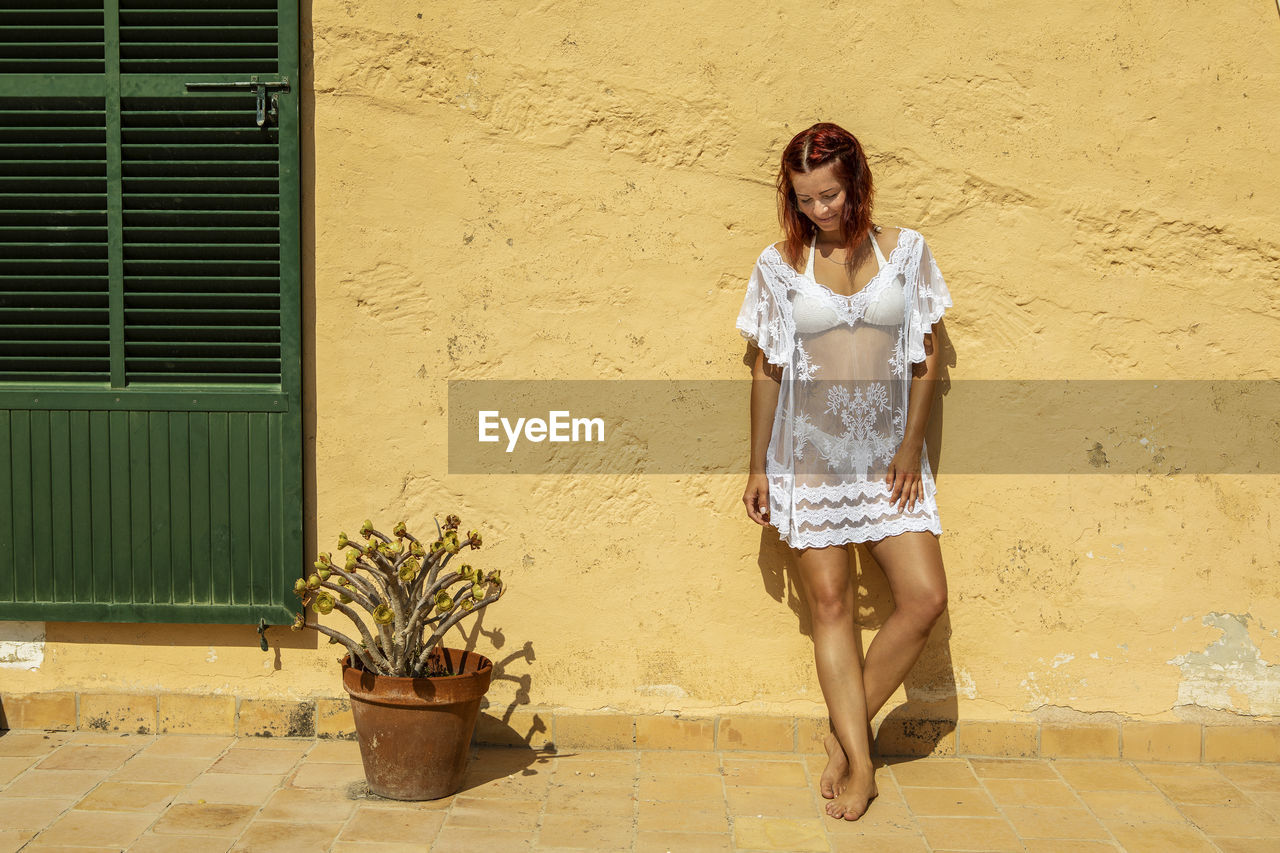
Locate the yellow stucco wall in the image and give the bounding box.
[5,1,1280,726]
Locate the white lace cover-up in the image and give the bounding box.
[736,227,953,549]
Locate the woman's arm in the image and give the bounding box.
[744,347,782,524]
[888,324,942,511]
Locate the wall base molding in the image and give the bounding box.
[2,691,1277,762]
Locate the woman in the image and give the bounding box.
[737,123,952,821]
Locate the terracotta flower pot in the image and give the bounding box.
[341,648,494,800]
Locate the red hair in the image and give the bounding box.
[775,122,876,269]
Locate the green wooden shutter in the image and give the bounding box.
[0,1,301,624]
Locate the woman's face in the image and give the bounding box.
[791,162,846,234]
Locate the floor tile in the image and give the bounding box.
[902,784,999,816]
[127,833,232,853]
[1078,788,1187,823]
[636,799,729,833]
[731,816,829,851]
[889,759,979,788]
[209,747,304,775]
[537,811,634,849]
[637,772,724,803]
[0,756,35,786]
[0,797,76,831]
[982,777,1082,807]
[424,827,533,852]
[112,756,213,784]
[1054,760,1155,791]
[3,769,105,799]
[230,820,347,852]
[722,758,809,787]
[1000,804,1111,840]
[178,771,284,805]
[75,781,181,812]
[1177,802,1280,836]
[1217,764,1280,792]
[37,745,138,772]
[257,787,357,822]
[640,750,720,774]
[140,736,235,759]
[0,733,69,757]
[970,758,1060,779]
[150,803,257,836]
[31,810,153,847]
[1105,821,1218,853]
[916,816,1022,852]
[636,830,733,852]
[442,795,542,830]
[725,784,822,817]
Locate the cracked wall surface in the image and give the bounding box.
[5,0,1279,722]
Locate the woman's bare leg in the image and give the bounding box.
[860,531,948,720]
[794,544,878,820]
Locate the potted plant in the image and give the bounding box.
[291,513,505,800]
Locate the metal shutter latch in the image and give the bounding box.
[184,76,291,127]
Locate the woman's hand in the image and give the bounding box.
[885,443,924,512]
[743,473,771,525]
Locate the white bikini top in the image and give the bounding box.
[790,229,907,333]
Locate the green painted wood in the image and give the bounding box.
[226,412,249,605]
[70,411,94,602]
[187,411,211,604]
[147,411,170,604]
[0,412,11,602]
[0,1,301,624]
[29,410,53,603]
[127,410,150,603]
[108,410,131,601]
[89,410,113,603]
[248,411,269,605]
[168,412,190,604]
[208,411,230,605]
[8,411,32,603]
[48,410,74,602]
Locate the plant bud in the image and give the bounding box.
[393,521,408,538]
[313,592,335,615]
[360,519,373,539]
[461,598,474,611]
[291,612,305,631]
[471,583,485,601]
[313,560,327,570]
[345,551,359,570]
[373,604,394,625]
[320,568,333,582]
[444,514,461,530]
[293,578,307,595]
[467,530,482,548]
[307,574,321,589]
[319,552,332,566]
[337,532,349,548]
[434,591,453,613]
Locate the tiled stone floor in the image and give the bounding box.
[2,730,1279,852]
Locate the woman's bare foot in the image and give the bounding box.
[819,732,848,799]
[826,760,878,820]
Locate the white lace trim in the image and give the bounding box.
[783,515,942,548]
[758,232,917,327]
[906,251,953,364]
[792,500,938,527]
